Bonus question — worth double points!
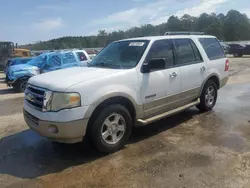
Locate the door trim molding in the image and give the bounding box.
[143,87,200,117]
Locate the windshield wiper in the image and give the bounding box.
[90,62,121,69]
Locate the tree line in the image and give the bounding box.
[21,10,250,50]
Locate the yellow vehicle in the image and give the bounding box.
[13,48,31,57]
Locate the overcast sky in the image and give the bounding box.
[1,0,249,44]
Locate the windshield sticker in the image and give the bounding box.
[129,42,145,47]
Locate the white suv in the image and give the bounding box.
[23,34,229,153]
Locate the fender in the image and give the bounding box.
[199,73,220,96]
[13,76,31,85]
[84,92,144,119]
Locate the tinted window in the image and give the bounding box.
[89,40,149,69]
[147,39,174,69]
[190,40,203,62]
[77,52,87,61]
[22,51,28,56]
[175,39,196,65]
[199,38,225,60]
[62,52,76,64]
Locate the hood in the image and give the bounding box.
[9,64,39,72]
[28,67,123,91]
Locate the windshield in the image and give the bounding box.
[89,40,149,69]
[26,53,47,66]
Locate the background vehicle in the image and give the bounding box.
[4,57,34,74]
[227,43,250,57]
[220,42,230,54]
[23,34,229,153]
[6,49,91,92]
[0,41,14,70]
[0,41,31,70]
[13,48,31,57]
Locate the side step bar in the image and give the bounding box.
[137,98,200,125]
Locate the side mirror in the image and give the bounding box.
[141,58,165,73]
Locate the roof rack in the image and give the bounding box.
[164,31,205,35]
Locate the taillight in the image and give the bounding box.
[225,59,229,71]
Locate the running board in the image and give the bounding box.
[137,98,200,125]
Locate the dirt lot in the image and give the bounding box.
[0,57,250,188]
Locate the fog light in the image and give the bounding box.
[48,125,59,134]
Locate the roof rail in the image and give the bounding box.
[164,31,205,35]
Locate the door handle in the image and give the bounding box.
[170,72,177,77]
[200,66,206,72]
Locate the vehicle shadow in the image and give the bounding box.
[0,77,5,83]
[0,108,200,179]
[0,88,16,95]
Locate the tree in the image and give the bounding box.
[224,10,250,41]
[167,16,183,31]
[20,10,250,50]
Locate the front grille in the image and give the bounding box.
[25,85,45,111]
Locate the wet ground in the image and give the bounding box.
[0,57,250,188]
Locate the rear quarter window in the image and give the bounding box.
[199,38,225,60]
[77,52,87,61]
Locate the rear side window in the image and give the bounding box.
[45,54,61,69]
[62,52,77,64]
[199,38,225,60]
[190,40,203,62]
[147,39,175,69]
[77,52,87,61]
[174,39,196,65]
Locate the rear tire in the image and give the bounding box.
[90,104,132,153]
[196,80,218,112]
[233,52,243,57]
[14,77,28,93]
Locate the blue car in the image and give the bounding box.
[4,57,34,74]
[6,50,90,92]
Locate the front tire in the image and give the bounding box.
[14,78,29,93]
[90,104,132,153]
[197,80,218,112]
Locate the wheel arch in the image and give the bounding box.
[199,73,220,96]
[13,76,30,86]
[85,94,142,136]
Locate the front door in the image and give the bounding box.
[173,38,207,103]
[140,39,182,117]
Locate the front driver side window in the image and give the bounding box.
[147,39,175,70]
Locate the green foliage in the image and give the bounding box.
[21,9,250,50]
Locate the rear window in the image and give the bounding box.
[199,38,225,60]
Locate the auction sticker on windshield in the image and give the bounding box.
[129,42,145,46]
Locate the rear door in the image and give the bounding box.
[140,39,182,117]
[198,37,228,81]
[173,38,207,103]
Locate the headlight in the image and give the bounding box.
[43,91,81,112]
[30,69,39,75]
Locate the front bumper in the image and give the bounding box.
[5,75,15,86]
[23,109,89,143]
